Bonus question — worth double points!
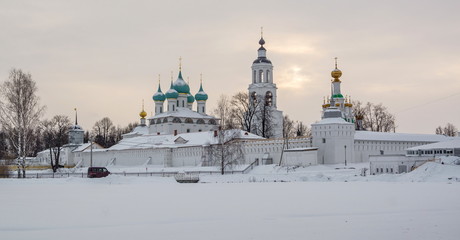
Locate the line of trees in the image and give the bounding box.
[435,123,458,137]
[213,91,309,138]
[352,100,396,132]
[0,68,138,177]
[213,92,275,137]
[91,117,137,148]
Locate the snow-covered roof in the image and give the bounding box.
[107,130,263,151]
[72,142,104,152]
[69,124,84,131]
[72,143,92,152]
[312,117,352,125]
[284,147,318,152]
[148,107,217,120]
[123,125,149,137]
[406,138,460,150]
[355,131,452,142]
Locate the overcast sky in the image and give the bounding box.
[1,0,459,134]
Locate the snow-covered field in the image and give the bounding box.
[1,159,459,240]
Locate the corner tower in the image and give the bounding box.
[68,108,84,145]
[248,29,283,138]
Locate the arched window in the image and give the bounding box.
[266,70,270,82]
[185,118,193,124]
[209,119,216,125]
[265,91,273,106]
[163,118,168,123]
[172,117,182,123]
[156,119,162,124]
[197,119,205,124]
[251,92,258,105]
[259,70,264,83]
[253,70,256,83]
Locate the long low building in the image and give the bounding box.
[72,128,317,170]
[368,138,460,175]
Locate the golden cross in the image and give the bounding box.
[179,56,182,71]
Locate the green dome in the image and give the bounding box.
[195,83,208,101]
[165,81,179,99]
[152,84,165,101]
[173,71,190,94]
[187,93,195,103]
[332,93,344,98]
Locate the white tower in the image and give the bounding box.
[248,30,283,138]
[68,108,84,145]
[313,61,355,164]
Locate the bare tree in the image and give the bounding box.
[294,121,311,137]
[213,95,236,130]
[92,117,115,147]
[282,115,295,138]
[207,129,244,175]
[229,92,259,132]
[42,115,71,172]
[0,69,45,178]
[0,130,7,160]
[251,94,274,138]
[107,122,138,146]
[212,92,273,138]
[435,123,458,137]
[435,126,443,135]
[352,100,396,132]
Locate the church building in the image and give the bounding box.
[130,64,219,137]
[34,31,458,174]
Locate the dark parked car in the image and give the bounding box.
[87,167,111,178]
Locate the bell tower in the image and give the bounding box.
[248,29,283,138]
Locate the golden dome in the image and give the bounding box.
[331,68,342,79]
[331,57,342,79]
[139,110,147,118]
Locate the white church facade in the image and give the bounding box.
[38,33,457,173]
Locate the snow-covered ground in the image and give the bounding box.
[1,157,459,240]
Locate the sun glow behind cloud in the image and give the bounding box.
[277,65,313,90]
